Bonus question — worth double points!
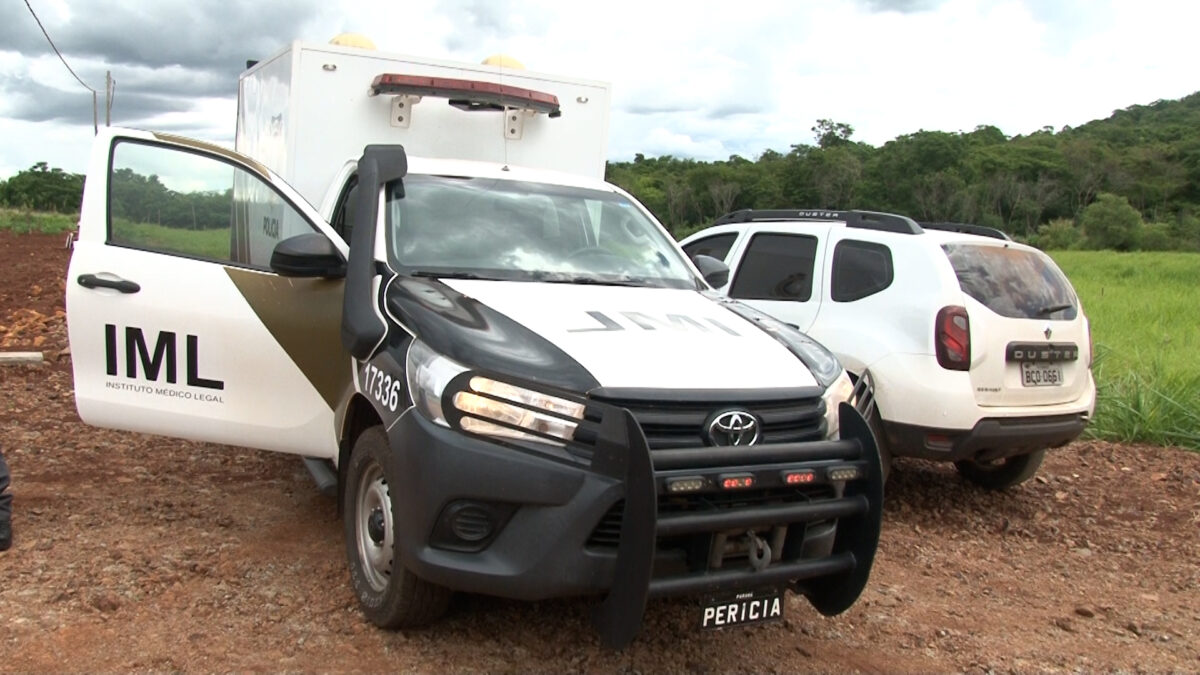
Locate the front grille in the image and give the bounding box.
[587,394,827,450]
[586,486,836,549]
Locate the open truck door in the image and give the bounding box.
[67,128,350,458]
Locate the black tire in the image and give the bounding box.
[343,426,450,628]
[954,449,1046,490]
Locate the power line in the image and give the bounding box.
[23,0,97,94]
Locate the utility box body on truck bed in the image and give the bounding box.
[237,41,610,201]
[66,40,881,647]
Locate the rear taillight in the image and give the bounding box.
[935,306,970,370]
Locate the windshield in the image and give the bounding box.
[385,175,698,289]
[942,243,1079,320]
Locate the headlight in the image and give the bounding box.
[406,340,468,426]
[821,370,854,439]
[406,340,585,446]
[453,377,584,445]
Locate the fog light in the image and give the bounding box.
[449,504,494,542]
[430,500,515,552]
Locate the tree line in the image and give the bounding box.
[0,163,231,230]
[606,92,1200,251]
[4,90,1199,249]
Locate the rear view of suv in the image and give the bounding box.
[681,210,1095,489]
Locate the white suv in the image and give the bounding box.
[681,209,1096,489]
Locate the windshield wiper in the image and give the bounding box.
[1037,302,1074,316]
[552,275,648,287]
[409,270,485,280]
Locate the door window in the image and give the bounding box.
[682,233,737,262]
[108,140,315,269]
[831,240,894,302]
[729,233,818,301]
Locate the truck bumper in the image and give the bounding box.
[387,401,883,648]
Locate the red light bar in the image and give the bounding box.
[371,74,562,117]
[782,470,815,485]
[720,473,755,490]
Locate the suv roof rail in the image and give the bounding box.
[919,221,1011,241]
[713,209,922,235]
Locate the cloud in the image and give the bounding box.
[438,0,552,52]
[0,1,335,128]
[857,0,942,12]
[0,0,329,75]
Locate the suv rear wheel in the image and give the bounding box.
[954,449,1045,490]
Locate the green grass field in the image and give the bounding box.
[109,218,231,260]
[1051,251,1200,449]
[0,208,78,234]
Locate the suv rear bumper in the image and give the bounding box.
[883,412,1088,462]
[386,401,882,647]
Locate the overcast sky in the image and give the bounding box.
[1,0,1197,180]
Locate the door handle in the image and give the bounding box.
[77,274,141,294]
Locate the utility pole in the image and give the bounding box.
[105,71,113,126]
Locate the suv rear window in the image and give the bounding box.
[942,244,1078,320]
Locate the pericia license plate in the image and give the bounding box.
[1021,362,1063,387]
[700,587,784,629]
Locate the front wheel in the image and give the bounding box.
[954,449,1045,490]
[343,426,450,628]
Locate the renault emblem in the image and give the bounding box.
[707,410,761,446]
[1043,324,1053,340]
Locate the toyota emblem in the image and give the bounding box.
[707,410,761,446]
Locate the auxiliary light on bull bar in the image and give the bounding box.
[827,466,862,482]
[720,473,755,490]
[782,469,816,485]
[665,476,707,494]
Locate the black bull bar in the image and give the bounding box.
[587,401,883,648]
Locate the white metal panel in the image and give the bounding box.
[236,46,294,180]
[238,41,611,207]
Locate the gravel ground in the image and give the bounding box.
[1,231,1197,671]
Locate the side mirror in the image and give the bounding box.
[270,233,346,278]
[692,254,730,288]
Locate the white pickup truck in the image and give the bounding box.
[65,39,882,647]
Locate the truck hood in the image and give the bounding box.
[438,279,817,390]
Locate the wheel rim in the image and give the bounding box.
[355,459,393,593]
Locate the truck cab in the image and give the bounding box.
[65,41,882,647]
